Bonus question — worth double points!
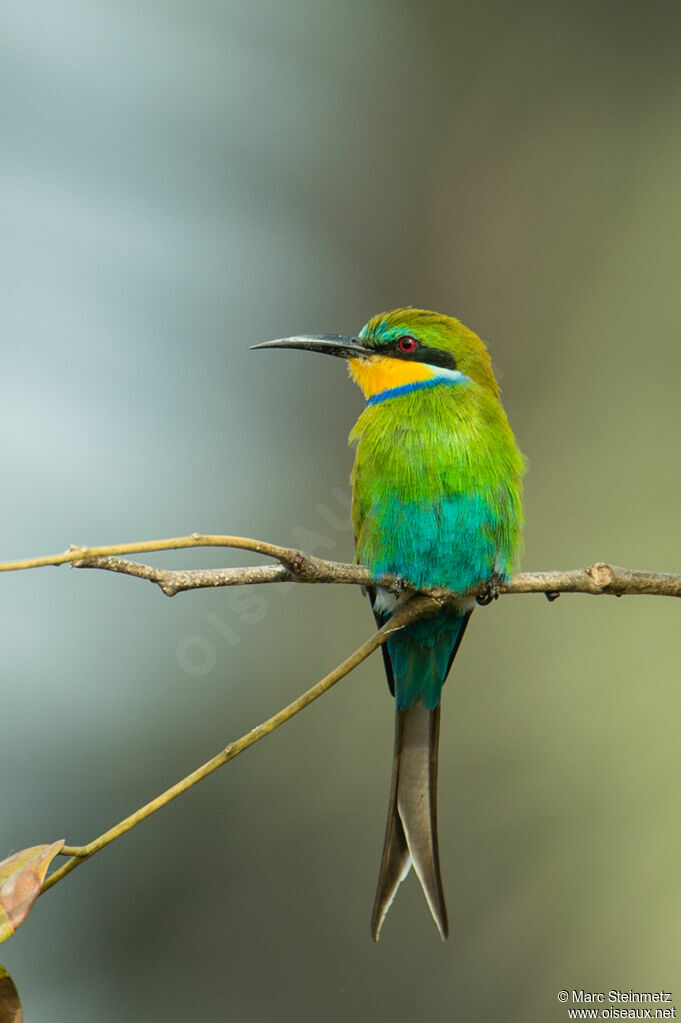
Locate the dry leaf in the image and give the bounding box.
[0,842,64,943]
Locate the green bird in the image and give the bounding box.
[253,308,525,939]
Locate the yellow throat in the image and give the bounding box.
[348,356,435,399]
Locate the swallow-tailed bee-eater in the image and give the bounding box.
[253,308,525,939]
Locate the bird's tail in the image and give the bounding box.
[371,701,447,940]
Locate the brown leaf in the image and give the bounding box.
[0,842,64,943]
[0,965,23,1022]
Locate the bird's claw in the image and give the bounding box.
[388,574,409,596]
[476,575,501,606]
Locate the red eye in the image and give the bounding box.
[398,336,418,353]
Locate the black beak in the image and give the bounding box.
[251,334,373,359]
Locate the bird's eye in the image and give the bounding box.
[398,336,419,353]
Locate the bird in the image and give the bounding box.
[252,308,525,939]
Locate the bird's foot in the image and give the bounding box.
[477,574,502,606]
[387,574,409,597]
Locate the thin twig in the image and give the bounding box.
[0,535,679,598]
[40,593,438,894]
[0,534,304,573]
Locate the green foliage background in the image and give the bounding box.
[1,1,680,1020]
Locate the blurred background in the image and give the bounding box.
[2,1,681,1020]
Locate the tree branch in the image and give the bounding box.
[0,533,669,902]
[0,534,678,598]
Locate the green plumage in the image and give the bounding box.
[350,379,524,595]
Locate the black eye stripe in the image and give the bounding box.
[387,339,457,370]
